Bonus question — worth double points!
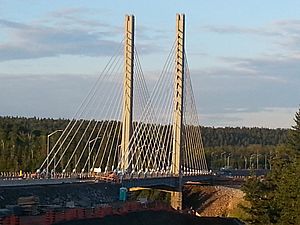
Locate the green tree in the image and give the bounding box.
[242,108,300,225]
[241,175,280,224]
[288,108,300,153]
[276,159,300,225]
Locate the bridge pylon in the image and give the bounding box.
[121,15,135,172]
[171,13,185,176]
[170,13,185,210]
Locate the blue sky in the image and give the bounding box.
[0,1,299,128]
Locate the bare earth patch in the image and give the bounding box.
[184,185,245,217]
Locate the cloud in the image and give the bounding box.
[0,19,29,29]
[219,54,300,81]
[190,52,300,119]
[48,7,91,18]
[202,24,282,37]
[0,73,125,119]
[45,7,112,29]
[201,19,300,37]
[0,8,160,61]
[0,13,298,128]
[0,69,297,128]
[0,74,90,118]
[199,107,297,128]
[0,16,122,61]
[202,20,300,54]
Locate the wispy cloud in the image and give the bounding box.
[202,19,300,53]
[200,107,297,128]
[0,16,121,61]
[218,54,300,82]
[190,51,300,119]
[0,19,29,29]
[0,8,161,61]
[202,24,282,37]
[45,7,112,29]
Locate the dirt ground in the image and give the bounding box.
[183,185,245,217]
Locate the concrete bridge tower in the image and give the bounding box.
[121,15,135,172]
[171,13,185,210]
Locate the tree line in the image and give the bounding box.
[202,127,288,170]
[0,116,289,172]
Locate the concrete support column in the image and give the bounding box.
[170,190,183,210]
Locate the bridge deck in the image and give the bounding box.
[0,169,269,188]
[0,175,214,188]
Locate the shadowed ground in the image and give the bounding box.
[55,210,244,225]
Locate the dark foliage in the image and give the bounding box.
[242,108,300,225]
[202,126,288,147]
[0,116,289,172]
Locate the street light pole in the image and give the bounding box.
[264,154,267,169]
[269,151,273,170]
[256,154,261,170]
[221,152,226,168]
[244,156,248,169]
[47,129,63,178]
[210,152,215,171]
[227,154,232,168]
[88,137,102,175]
[250,154,256,169]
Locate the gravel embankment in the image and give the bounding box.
[183,185,245,217]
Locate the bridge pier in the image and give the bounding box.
[170,189,182,210]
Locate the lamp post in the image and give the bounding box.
[221,152,226,168]
[256,154,261,170]
[250,154,256,169]
[47,129,63,178]
[264,154,268,169]
[210,152,215,171]
[269,151,274,170]
[227,153,232,169]
[244,156,248,169]
[88,137,102,175]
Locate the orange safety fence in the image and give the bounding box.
[0,201,175,225]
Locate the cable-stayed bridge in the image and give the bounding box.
[34,14,210,209]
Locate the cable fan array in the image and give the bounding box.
[117,43,208,177]
[38,41,208,177]
[117,41,177,177]
[182,54,208,174]
[38,41,150,176]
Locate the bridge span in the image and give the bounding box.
[1,14,269,211]
[31,13,209,210]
